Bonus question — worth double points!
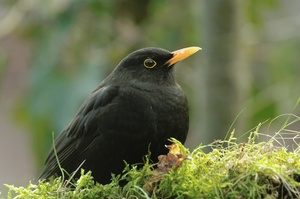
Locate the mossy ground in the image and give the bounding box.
[2,115,300,199]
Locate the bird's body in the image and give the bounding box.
[39,47,201,184]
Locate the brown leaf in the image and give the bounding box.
[143,143,189,192]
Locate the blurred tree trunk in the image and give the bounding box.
[201,0,241,143]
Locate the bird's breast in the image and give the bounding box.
[116,85,188,137]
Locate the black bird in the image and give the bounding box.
[39,46,201,184]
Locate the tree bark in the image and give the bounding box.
[201,0,240,142]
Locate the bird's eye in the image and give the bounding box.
[143,58,157,69]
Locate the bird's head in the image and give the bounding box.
[106,47,201,86]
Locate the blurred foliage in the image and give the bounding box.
[249,40,300,128]
[245,0,278,27]
[1,0,299,173]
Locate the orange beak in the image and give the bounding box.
[166,46,202,66]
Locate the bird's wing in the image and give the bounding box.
[39,85,119,179]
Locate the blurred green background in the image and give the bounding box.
[0,0,300,194]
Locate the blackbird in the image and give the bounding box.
[39,46,201,184]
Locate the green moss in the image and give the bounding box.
[3,122,300,199]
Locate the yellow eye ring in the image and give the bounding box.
[143,58,157,69]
